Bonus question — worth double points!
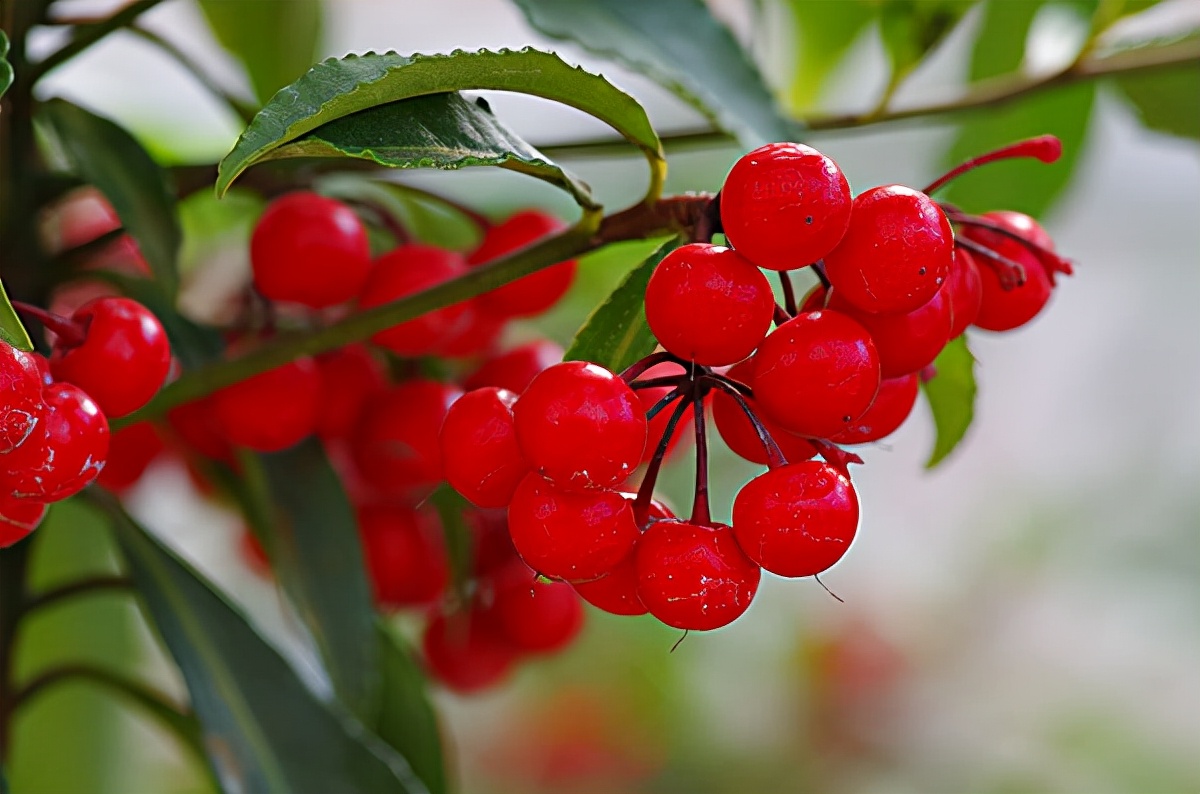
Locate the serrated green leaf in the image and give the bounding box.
[783,0,875,112]
[274,92,596,209]
[217,48,663,200]
[921,335,977,468]
[1114,65,1200,140]
[564,236,679,372]
[1,30,13,100]
[376,621,447,794]
[102,494,429,794]
[41,99,181,296]
[513,0,800,148]
[198,0,322,105]
[0,276,34,351]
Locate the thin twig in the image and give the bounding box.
[31,0,170,81]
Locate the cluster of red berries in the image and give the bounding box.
[0,296,171,548]
[438,135,1074,638]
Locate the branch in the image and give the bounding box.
[128,25,257,124]
[30,0,169,81]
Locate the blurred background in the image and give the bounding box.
[10,1,1200,792]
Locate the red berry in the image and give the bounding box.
[166,397,235,464]
[97,421,166,491]
[514,362,646,490]
[644,244,775,365]
[358,245,472,356]
[634,361,694,464]
[464,339,563,394]
[732,461,859,578]
[963,216,1054,331]
[981,210,1055,251]
[720,142,853,270]
[830,374,919,445]
[351,379,463,493]
[440,387,530,508]
[422,610,519,693]
[435,302,505,358]
[250,192,371,308]
[752,310,881,439]
[818,284,952,379]
[823,185,954,314]
[0,496,48,548]
[313,345,388,441]
[359,504,448,609]
[49,297,171,417]
[635,521,760,631]
[571,553,647,616]
[711,359,817,465]
[486,576,584,653]
[945,248,983,338]
[0,344,46,454]
[2,382,109,502]
[212,356,321,452]
[506,473,639,581]
[468,211,577,318]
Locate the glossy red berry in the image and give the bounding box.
[422,610,519,693]
[464,339,564,394]
[486,576,585,653]
[571,554,647,616]
[965,236,1052,331]
[635,521,760,631]
[820,284,952,379]
[49,297,171,417]
[945,248,983,338]
[0,344,46,454]
[644,244,775,365]
[752,310,881,439]
[711,359,816,465]
[720,142,853,270]
[981,210,1055,250]
[823,185,954,314]
[468,211,577,318]
[732,461,859,578]
[313,345,387,441]
[351,379,463,492]
[2,382,109,502]
[635,362,694,464]
[440,387,530,508]
[359,504,448,608]
[250,192,371,308]
[513,361,646,490]
[212,356,321,452]
[0,496,48,548]
[830,374,919,445]
[97,421,166,491]
[506,473,639,581]
[166,396,235,465]
[358,245,472,356]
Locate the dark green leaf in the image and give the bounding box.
[513,0,800,147]
[197,0,322,106]
[921,335,977,468]
[41,99,181,296]
[277,92,596,209]
[0,276,33,351]
[0,763,7,794]
[429,484,473,610]
[783,1,875,111]
[217,48,663,199]
[968,0,1045,81]
[376,621,447,794]
[1,30,13,99]
[879,1,973,84]
[1114,65,1200,140]
[102,494,429,794]
[259,439,381,722]
[564,236,679,372]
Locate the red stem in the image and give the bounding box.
[923,135,1062,195]
[955,238,1027,289]
[633,390,692,528]
[11,301,86,347]
[702,375,788,469]
[689,388,711,526]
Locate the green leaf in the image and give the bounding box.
[1,30,13,99]
[102,495,429,794]
[275,92,596,209]
[513,0,800,147]
[1,761,9,794]
[921,335,977,468]
[259,440,381,722]
[376,621,447,794]
[1114,65,1200,140]
[564,236,679,372]
[879,1,973,85]
[783,0,875,112]
[41,99,181,296]
[197,0,323,106]
[0,276,34,351]
[428,484,473,610]
[217,48,663,200]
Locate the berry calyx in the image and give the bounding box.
[2,382,109,502]
[358,245,472,356]
[211,355,321,452]
[468,210,577,318]
[720,142,853,270]
[440,387,530,508]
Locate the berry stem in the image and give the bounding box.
[922,135,1062,195]
[773,303,791,326]
[11,300,86,347]
[619,351,692,383]
[955,238,1027,288]
[634,391,692,527]
[689,386,711,526]
[701,375,788,469]
[945,212,1076,279]
[690,192,722,243]
[629,374,688,392]
[812,261,831,291]
[643,385,685,421]
[779,272,797,316]
[809,439,864,477]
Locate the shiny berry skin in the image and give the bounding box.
[49,297,171,417]
[0,344,46,454]
[823,185,954,314]
[831,373,919,445]
[0,496,48,548]
[571,554,647,616]
[732,461,859,578]
[506,473,639,581]
[635,521,760,631]
[644,244,774,366]
[752,310,881,439]
[422,610,519,693]
[487,576,584,653]
[963,216,1054,331]
[358,504,448,608]
[166,397,235,465]
[2,382,109,502]
[820,284,952,379]
[440,387,530,508]
[313,345,387,441]
[711,359,816,465]
[464,339,563,394]
[720,142,853,270]
[358,245,472,356]
[513,361,646,490]
[468,211,577,318]
[945,248,983,338]
[982,210,1055,251]
[212,356,321,452]
[351,379,463,492]
[97,421,166,491]
[250,192,371,308]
